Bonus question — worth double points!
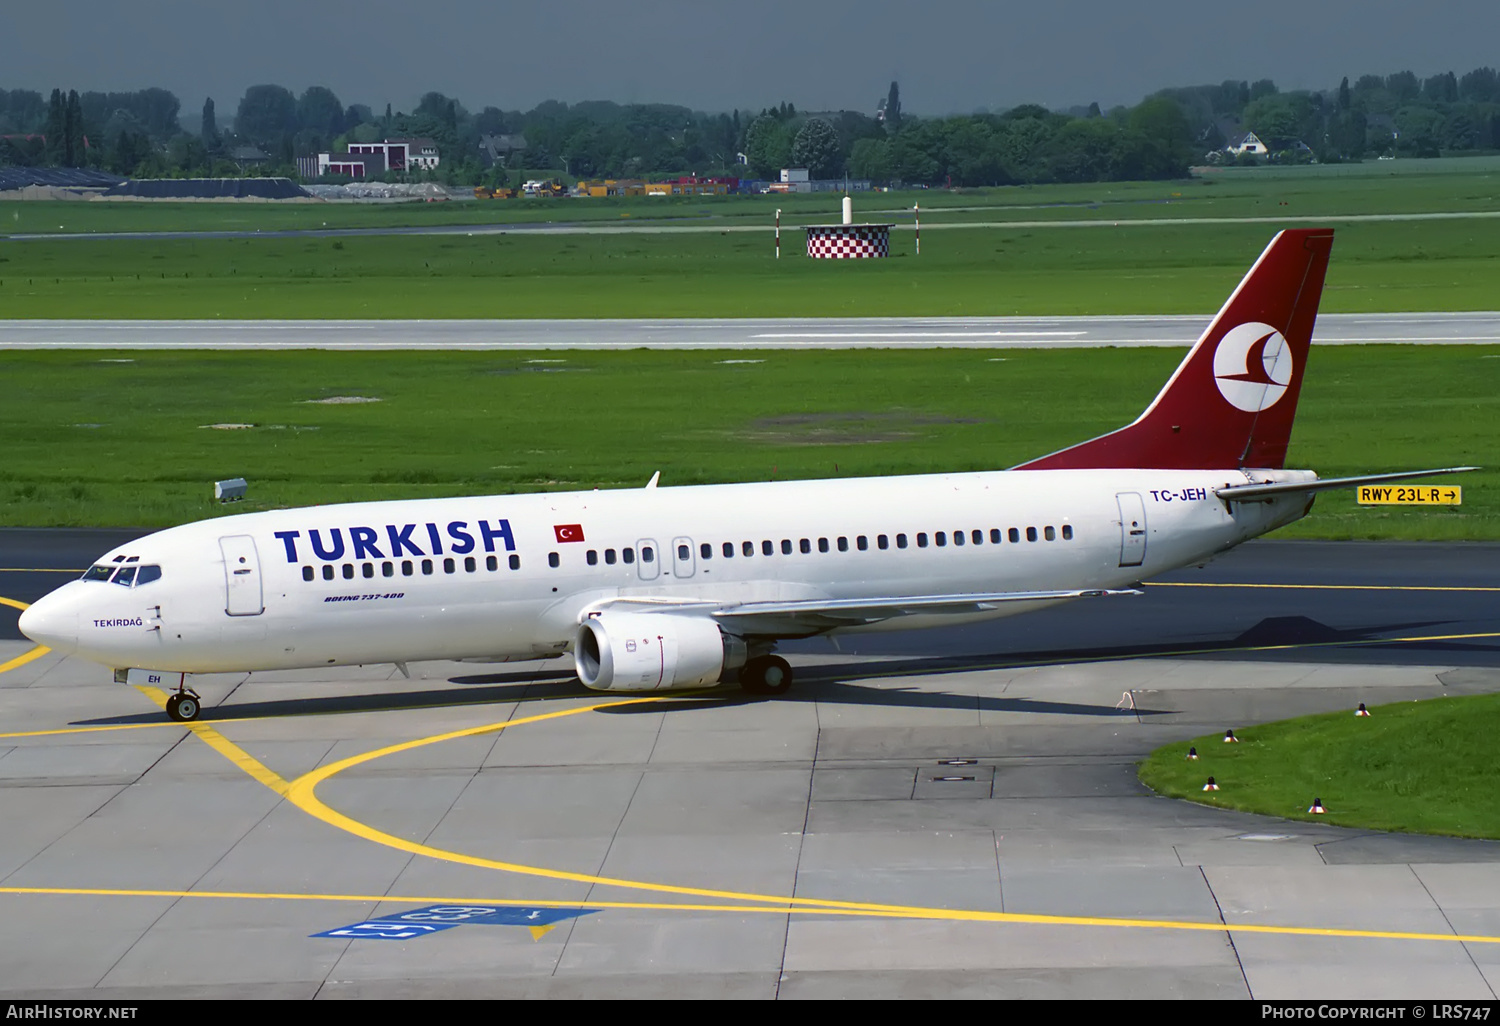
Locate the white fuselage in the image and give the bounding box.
[22,467,1312,676]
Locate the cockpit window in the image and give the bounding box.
[87,563,161,586]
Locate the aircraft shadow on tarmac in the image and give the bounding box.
[72,673,581,727]
[823,614,1496,669]
[599,683,1147,719]
[63,614,1498,727]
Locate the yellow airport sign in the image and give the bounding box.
[1357,484,1462,505]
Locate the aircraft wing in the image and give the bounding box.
[708,587,1141,634]
[1216,466,1477,502]
[589,588,1140,635]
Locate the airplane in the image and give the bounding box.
[18,228,1474,723]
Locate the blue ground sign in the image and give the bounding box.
[314,904,596,940]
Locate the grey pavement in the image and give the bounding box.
[1,311,1499,351]
[5,538,1500,998]
[1,651,1500,995]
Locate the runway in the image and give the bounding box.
[5,206,1499,243]
[3,311,1500,351]
[4,533,1500,998]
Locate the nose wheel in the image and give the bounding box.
[165,688,202,722]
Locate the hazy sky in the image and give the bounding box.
[4,1,1498,117]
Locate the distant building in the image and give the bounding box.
[1226,131,1268,157]
[299,150,390,180]
[773,168,812,193]
[809,178,872,193]
[345,138,439,172]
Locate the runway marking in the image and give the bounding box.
[130,684,1500,947]
[749,331,1087,340]
[9,598,1490,945]
[8,207,1500,244]
[10,660,1500,945]
[1152,582,1500,594]
[11,878,1500,946]
[0,721,181,740]
[0,645,50,676]
[137,685,291,794]
[0,596,34,610]
[0,672,578,739]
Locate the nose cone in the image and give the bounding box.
[17,593,78,652]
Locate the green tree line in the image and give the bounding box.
[3,65,1498,185]
[1160,69,1500,163]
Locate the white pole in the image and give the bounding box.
[914,203,920,256]
[775,208,781,259]
[842,195,853,225]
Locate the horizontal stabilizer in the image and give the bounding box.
[1216,466,1478,502]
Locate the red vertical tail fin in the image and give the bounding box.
[1016,229,1334,471]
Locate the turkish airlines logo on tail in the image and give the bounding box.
[1213,322,1293,412]
[554,524,585,543]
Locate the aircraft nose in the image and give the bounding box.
[17,594,78,652]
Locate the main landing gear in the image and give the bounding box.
[739,654,793,697]
[165,684,203,723]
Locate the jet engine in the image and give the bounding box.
[575,612,747,691]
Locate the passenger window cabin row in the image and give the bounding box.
[300,524,1074,582]
[576,524,1074,568]
[300,553,521,582]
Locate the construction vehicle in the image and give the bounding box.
[522,179,569,198]
[473,185,516,199]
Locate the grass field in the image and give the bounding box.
[2,217,1498,318]
[1138,692,1500,840]
[5,157,1500,236]
[2,164,1496,534]
[3,162,1499,319]
[0,345,1492,532]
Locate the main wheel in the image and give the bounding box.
[740,655,793,696]
[165,694,183,721]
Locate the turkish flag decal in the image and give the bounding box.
[554,524,585,543]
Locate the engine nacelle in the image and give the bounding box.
[575,612,746,692]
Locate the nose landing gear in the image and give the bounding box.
[165,685,203,723]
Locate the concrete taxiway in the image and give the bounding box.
[4,536,1500,998]
[2,311,1499,351]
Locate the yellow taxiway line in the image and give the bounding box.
[128,686,1500,947]
[0,596,50,676]
[6,586,1497,946]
